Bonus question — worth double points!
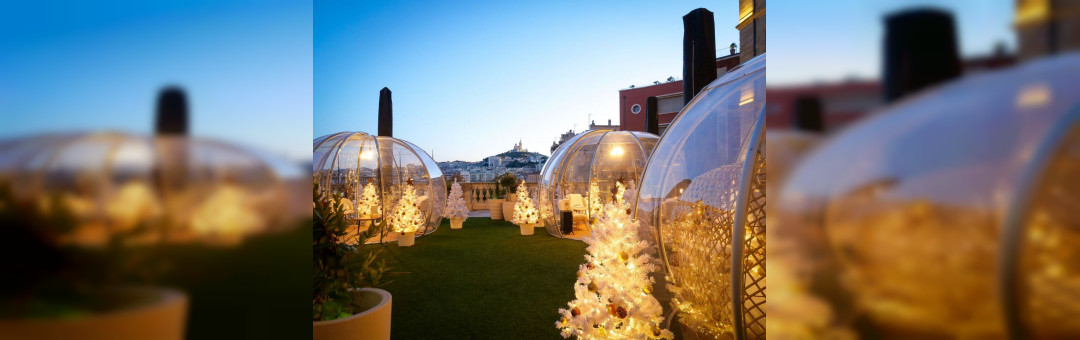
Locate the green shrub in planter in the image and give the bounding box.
[312,182,391,321]
[0,181,164,318]
[497,173,518,195]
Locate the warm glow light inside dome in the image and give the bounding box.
[1017,83,1051,109]
[739,86,755,106]
[610,146,625,157]
[359,149,375,160]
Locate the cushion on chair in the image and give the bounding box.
[567,194,585,211]
[558,199,571,212]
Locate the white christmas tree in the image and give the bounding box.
[620,180,636,209]
[557,182,674,340]
[357,179,381,217]
[390,180,424,234]
[587,180,602,222]
[513,180,539,225]
[443,180,469,219]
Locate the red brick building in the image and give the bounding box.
[765,81,883,131]
[765,51,1016,132]
[619,53,742,135]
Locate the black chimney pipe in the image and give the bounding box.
[883,8,961,103]
[682,8,718,106]
[153,86,189,202]
[378,87,393,137]
[793,96,824,133]
[645,96,659,135]
[155,86,188,135]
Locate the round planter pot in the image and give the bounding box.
[397,232,415,247]
[313,288,392,340]
[501,202,515,222]
[488,199,505,220]
[519,223,535,235]
[450,218,464,229]
[0,286,188,340]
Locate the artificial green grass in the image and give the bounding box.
[151,221,312,339]
[379,217,587,339]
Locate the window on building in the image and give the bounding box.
[657,95,684,113]
[631,104,641,114]
[767,102,783,115]
[824,94,883,113]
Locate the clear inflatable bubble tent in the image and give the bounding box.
[775,53,1080,338]
[0,132,289,245]
[634,54,765,339]
[313,131,446,244]
[537,130,658,240]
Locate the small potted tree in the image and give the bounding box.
[389,179,423,247]
[498,173,519,220]
[487,183,505,220]
[313,182,393,340]
[443,180,469,229]
[356,179,382,229]
[512,180,540,235]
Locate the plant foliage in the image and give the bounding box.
[313,181,391,321]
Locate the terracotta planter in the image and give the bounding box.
[450,218,464,229]
[397,231,415,247]
[488,199,505,220]
[313,288,392,340]
[501,202,515,221]
[519,223,535,235]
[0,286,188,340]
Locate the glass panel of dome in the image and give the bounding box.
[775,54,1080,338]
[540,130,659,240]
[591,132,649,201]
[313,132,445,244]
[0,132,291,246]
[634,53,766,339]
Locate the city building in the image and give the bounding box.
[1015,0,1080,60]
[618,52,741,135]
[765,80,882,132]
[438,141,548,183]
[588,119,619,131]
[738,0,766,63]
[766,48,1017,132]
[616,2,757,136]
[550,129,578,153]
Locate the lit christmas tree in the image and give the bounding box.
[357,179,381,218]
[390,179,423,234]
[587,180,602,222]
[557,182,673,340]
[620,180,636,209]
[513,180,539,225]
[444,180,469,219]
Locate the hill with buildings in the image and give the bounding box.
[437,140,548,183]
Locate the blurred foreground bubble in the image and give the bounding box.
[0,87,305,339]
[0,132,291,246]
[774,51,1080,338]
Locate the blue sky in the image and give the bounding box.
[1,1,1012,163]
[0,1,313,162]
[769,0,1016,86]
[315,1,741,162]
